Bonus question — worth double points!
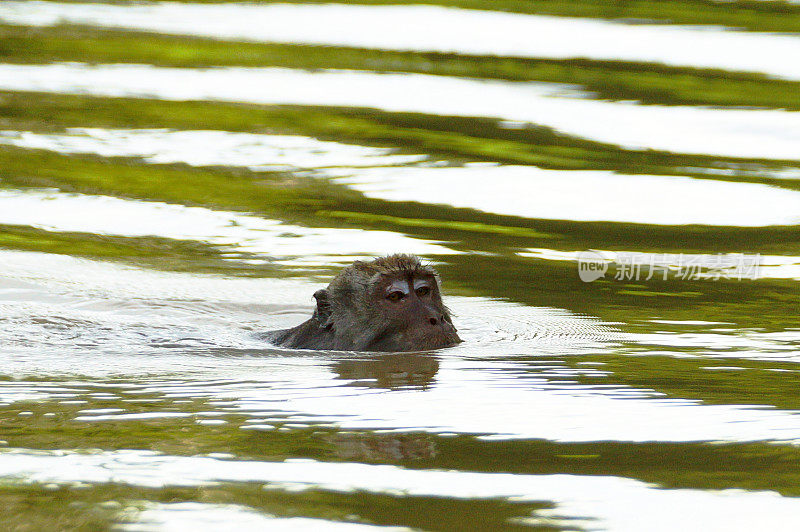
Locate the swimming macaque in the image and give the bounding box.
[267,254,461,352]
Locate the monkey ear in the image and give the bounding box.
[312,289,333,329]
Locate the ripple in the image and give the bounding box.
[0,129,423,172]
[3,250,799,444]
[336,166,800,226]
[3,2,800,79]
[0,188,453,264]
[1,448,799,531]
[1,63,799,159]
[9,129,800,226]
[123,502,403,532]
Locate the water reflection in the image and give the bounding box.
[0,188,452,266]
[333,353,440,390]
[4,248,800,444]
[327,432,437,462]
[3,0,800,527]
[337,166,800,226]
[7,127,800,225]
[0,129,423,172]
[12,128,800,226]
[123,502,396,532]
[2,63,800,159]
[1,448,799,531]
[5,245,800,529]
[4,1,800,79]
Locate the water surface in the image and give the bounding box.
[2,1,800,530]
[4,1,800,79]
[2,63,800,159]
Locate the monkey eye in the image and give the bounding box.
[386,291,405,302]
[415,286,431,297]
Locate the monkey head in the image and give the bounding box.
[268,254,461,352]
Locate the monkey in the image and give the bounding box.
[266,254,461,352]
[334,352,439,389]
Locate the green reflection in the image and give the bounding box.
[4,92,800,184]
[0,482,561,531]
[43,0,800,33]
[0,223,276,275]
[5,24,800,110]
[3,0,800,526]
[5,394,800,496]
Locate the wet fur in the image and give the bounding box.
[267,254,459,352]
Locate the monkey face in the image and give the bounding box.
[366,272,461,352]
[268,255,461,353]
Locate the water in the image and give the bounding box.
[3,63,800,159]
[2,1,800,530]
[4,1,800,79]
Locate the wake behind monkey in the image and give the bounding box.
[267,254,461,352]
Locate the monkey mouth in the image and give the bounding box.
[414,335,461,352]
[365,326,461,353]
[413,327,462,350]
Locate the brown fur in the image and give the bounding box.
[267,254,460,352]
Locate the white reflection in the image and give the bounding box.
[336,166,800,226]
[3,1,800,80]
[7,129,799,226]
[221,360,800,443]
[0,188,453,263]
[0,129,422,171]
[1,448,799,532]
[124,502,404,532]
[1,63,800,159]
